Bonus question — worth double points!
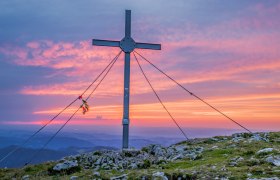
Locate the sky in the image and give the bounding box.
[0,0,279,138]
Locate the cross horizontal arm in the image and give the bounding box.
[92,39,120,47]
[135,42,161,50]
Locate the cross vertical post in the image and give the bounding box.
[122,10,132,149]
[92,10,161,149]
[122,52,130,149]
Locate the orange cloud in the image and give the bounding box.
[27,91,279,131]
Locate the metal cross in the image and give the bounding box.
[92,10,161,149]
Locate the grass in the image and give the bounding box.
[1,131,279,179]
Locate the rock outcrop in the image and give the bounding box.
[61,144,204,171]
[266,155,280,166]
[53,160,78,171]
[2,131,278,180]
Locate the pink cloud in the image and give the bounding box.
[1,1,280,132]
[1,40,122,77]
[27,41,40,49]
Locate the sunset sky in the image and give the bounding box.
[0,0,279,137]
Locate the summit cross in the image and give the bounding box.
[92,10,161,149]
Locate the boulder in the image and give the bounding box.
[248,177,279,180]
[211,146,219,150]
[249,133,269,142]
[152,172,168,180]
[154,146,166,156]
[93,171,100,177]
[94,157,103,165]
[166,147,175,157]
[174,144,188,152]
[110,174,128,180]
[171,154,184,161]
[186,152,198,160]
[53,160,78,171]
[70,176,78,180]
[195,147,204,153]
[21,175,30,180]
[232,133,245,142]
[257,148,274,154]
[146,144,166,156]
[266,156,280,166]
[229,157,244,166]
[128,162,138,169]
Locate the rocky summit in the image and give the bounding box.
[0,131,279,179]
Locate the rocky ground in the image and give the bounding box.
[0,131,279,179]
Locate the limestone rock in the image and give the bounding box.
[266,156,280,166]
[247,177,279,180]
[110,174,128,180]
[21,175,30,180]
[171,154,183,161]
[174,144,188,152]
[70,176,78,180]
[249,133,269,142]
[211,145,218,149]
[232,133,245,142]
[71,143,203,171]
[93,171,100,176]
[152,172,168,180]
[229,157,244,166]
[53,160,78,171]
[257,148,274,154]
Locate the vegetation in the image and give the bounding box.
[0,131,279,179]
